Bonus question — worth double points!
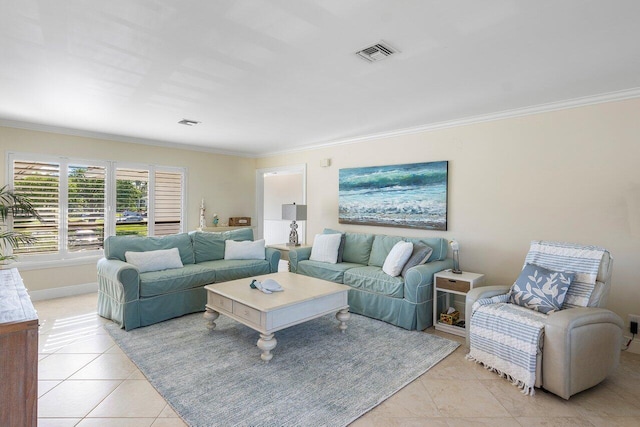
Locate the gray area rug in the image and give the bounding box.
[105,312,459,427]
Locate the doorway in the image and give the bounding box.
[255,164,306,246]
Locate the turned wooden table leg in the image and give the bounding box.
[336,309,350,333]
[203,307,220,330]
[257,333,277,362]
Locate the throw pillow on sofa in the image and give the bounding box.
[509,263,575,314]
[322,228,346,262]
[224,239,266,260]
[125,247,184,273]
[401,243,433,277]
[382,241,413,277]
[310,233,342,264]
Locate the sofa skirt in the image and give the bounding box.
[347,288,434,331]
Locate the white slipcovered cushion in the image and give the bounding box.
[224,239,266,260]
[125,248,183,273]
[382,241,414,277]
[309,233,342,264]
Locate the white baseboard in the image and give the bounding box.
[29,282,98,301]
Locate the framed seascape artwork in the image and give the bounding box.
[339,161,448,231]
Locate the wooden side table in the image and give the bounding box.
[267,244,312,271]
[433,270,484,337]
[0,268,38,427]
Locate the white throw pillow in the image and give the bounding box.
[125,248,183,273]
[224,239,266,260]
[309,233,342,264]
[382,241,414,277]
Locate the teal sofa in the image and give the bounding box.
[289,231,453,330]
[97,229,280,330]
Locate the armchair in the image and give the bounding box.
[465,241,623,399]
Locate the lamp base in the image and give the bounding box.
[287,221,299,246]
[452,251,462,274]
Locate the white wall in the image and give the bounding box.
[264,174,304,219]
[256,98,640,327]
[263,173,304,245]
[0,126,256,293]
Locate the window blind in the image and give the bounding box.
[154,170,183,236]
[67,165,106,252]
[12,160,60,255]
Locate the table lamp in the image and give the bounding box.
[282,203,307,246]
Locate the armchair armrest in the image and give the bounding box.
[265,248,281,273]
[404,259,453,304]
[465,285,510,346]
[543,307,623,399]
[289,247,312,273]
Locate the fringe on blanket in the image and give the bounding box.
[465,353,536,396]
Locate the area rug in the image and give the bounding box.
[105,312,459,427]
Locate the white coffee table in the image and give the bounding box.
[204,272,350,362]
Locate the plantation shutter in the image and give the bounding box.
[115,168,149,237]
[12,160,60,255]
[154,170,183,236]
[67,165,106,252]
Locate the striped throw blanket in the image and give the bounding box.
[467,241,606,395]
[467,294,546,395]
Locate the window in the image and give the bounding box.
[12,160,60,255]
[115,168,149,237]
[154,170,183,236]
[68,164,106,252]
[8,153,185,261]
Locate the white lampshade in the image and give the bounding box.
[282,203,307,221]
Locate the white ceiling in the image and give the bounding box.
[1,0,639,157]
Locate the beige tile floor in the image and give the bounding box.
[34,293,640,427]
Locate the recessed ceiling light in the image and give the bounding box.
[178,119,200,126]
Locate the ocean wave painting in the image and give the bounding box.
[339,161,448,230]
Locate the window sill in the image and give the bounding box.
[11,255,103,271]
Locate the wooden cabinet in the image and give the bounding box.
[0,268,38,427]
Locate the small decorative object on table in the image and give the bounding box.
[249,278,284,294]
[199,199,206,230]
[229,217,251,226]
[212,213,219,227]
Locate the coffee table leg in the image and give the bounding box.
[257,333,277,362]
[203,307,220,330]
[336,309,350,333]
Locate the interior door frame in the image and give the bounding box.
[255,163,307,242]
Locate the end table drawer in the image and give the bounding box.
[436,276,470,293]
[233,301,261,325]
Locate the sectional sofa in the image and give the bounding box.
[289,230,453,330]
[97,229,280,330]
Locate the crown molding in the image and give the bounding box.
[0,118,253,158]
[260,87,640,157]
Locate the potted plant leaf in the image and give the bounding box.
[0,185,42,265]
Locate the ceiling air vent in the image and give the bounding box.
[355,41,398,63]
